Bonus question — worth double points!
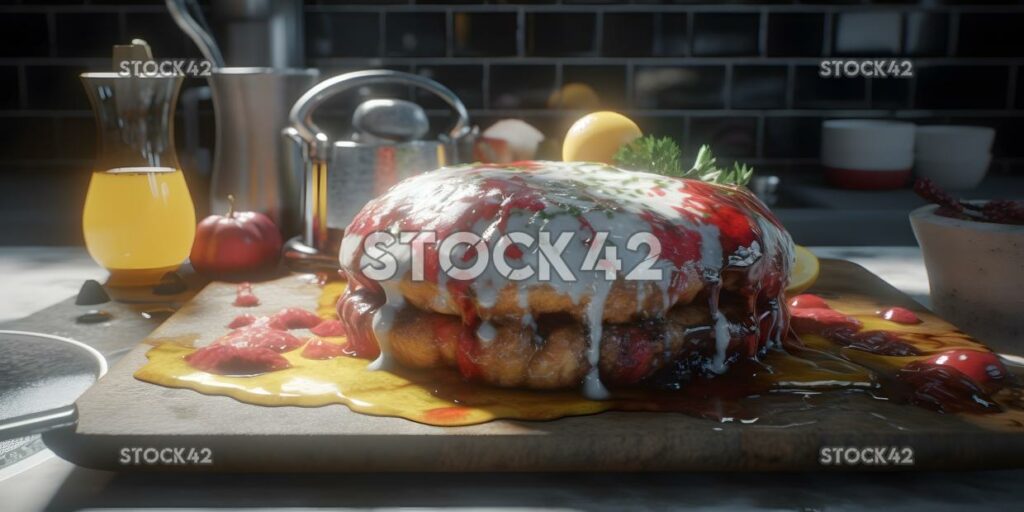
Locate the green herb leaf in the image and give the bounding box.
[614,137,755,186]
[613,136,683,177]
[681,144,754,187]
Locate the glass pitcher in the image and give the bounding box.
[80,72,196,287]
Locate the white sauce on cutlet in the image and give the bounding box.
[339,161,794,399]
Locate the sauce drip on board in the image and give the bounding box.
[135,281,1024,428]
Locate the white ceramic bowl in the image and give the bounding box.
[910,204,1024,353]
[914,153,992,190]
[821,119,915,189]
[915,125,995,161]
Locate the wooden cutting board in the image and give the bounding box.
[44,259,1024,472]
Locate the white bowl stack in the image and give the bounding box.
[821,120,916,190]
[914,125,995,190]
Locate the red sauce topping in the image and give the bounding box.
[310,319,346,337]
[214,326,303,353]
[337,277,383,359]
[827,329,922,357]
[337,163,794,384]
[878,306,921,325]
[603,321,661,384]
[791,296,1007,413]
[788,294,830,310]
[897,361,1000,414]
[422,406,471,422]
[227,314,257,329]
[790,308,863,333]
[233,282,260,307]
[266,307,322,330]
[924,349,1007,389]
[301,336,346,360]
[185,345,290,375]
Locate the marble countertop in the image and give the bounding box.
[0,246,1020,511]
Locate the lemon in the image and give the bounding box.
[786,245,820,295]
[562,111,642,164]
[548,82,601,110]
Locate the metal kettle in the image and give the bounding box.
[283,70,473,258]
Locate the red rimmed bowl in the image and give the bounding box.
[822,119,915,190]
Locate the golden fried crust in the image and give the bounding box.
[384,298,720,390]
[398,276,707,324]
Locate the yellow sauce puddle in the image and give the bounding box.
[135,281,1023,428]
[137,282,608,426]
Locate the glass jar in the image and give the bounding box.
[80,72,196,287]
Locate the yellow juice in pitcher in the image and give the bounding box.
[82,167,196,285]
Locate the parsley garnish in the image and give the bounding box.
[613,136,755,187]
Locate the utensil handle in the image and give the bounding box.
[289,69,470,152]
[0,405,78,441]
[166,0,226,69]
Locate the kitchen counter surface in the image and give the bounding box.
[770,174,1024,246]
[0,246,1021,511]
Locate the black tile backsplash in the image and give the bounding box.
[453,12,517,57]
[602,13,655,57]
[655,13,689,57]
[526,13,595,57]
[731,65,788,109]
[634,66,726,110]
[766,13,824,57]
[957,13,1024,58]
[997,118,1024,159]
[794,66,866,109]
[386,12,447,57]
[904,13,948,57]
[686,116,757,158]
[692,13,759,57]
[490,64,556,109]
[870,78,912,109]
[2,0,1024,244]
[562,65,628,109]
[914,66,1010,109]
[764,117,822,159]
[55,13,121,58]
[0,13,50,58]
[833,12,903,56]
[416,64,485,109]
[55,116,96,161]
[306,12,380,58]
[0,117,56,160]
[1018,74,1024,110]
[0,67,19,110]
[25,65,90,111]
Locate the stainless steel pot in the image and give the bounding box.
[285,70,472,256]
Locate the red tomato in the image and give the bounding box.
[190,196,283,281]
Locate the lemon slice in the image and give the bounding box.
[786,245,820,295]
